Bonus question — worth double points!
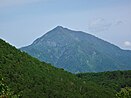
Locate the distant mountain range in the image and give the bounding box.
[21,26,131,73]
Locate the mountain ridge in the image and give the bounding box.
[21,26,131,73]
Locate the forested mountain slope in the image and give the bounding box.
[77,70,131,93]
[0,39,115,98]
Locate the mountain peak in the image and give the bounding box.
[55,26,64,29]
[54,26,66,31]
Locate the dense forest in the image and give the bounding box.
[0,39,131,98]
[77,70,131,94]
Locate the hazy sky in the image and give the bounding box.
[0,0,131,50]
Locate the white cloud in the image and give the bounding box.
[87,18,112,33]
[87,18,123,33]
[124,41,131,47]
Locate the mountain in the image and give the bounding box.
[0,39,115,98]
[21,26,131,73]
[1,38,131,98]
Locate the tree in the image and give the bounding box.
[0,77,19,98]
[116,87,131,98]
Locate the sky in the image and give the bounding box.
[0,0,131,50]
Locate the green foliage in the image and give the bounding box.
[0,39,116,98]
[77,70,131,95]
[0,77,9,98]
[0,77,19,98]
[116,87,131,98]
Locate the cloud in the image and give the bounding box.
[124,41,131,47]
[87,18,123,33]
[0,0,42,8]
[115,20,124,25]
[87,18,112,33]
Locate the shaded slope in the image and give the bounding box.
[21,26,131,73]
[77,70,131,93]
[0,39,115,98]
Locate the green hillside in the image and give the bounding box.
[77,70,131,93]
[0,39,116,98]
